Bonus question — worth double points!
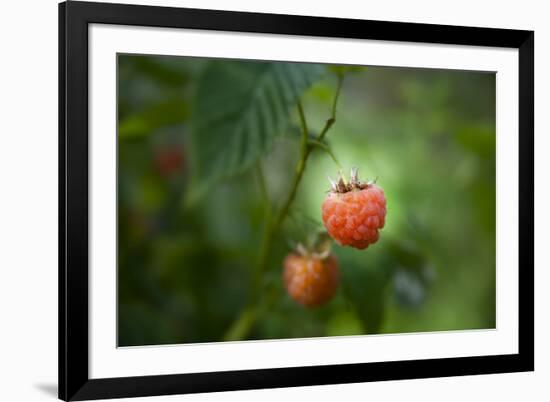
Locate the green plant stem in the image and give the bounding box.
[250,165,273,300]
[223,74,345,341]
[274,74,345,230]
[274,101,310,230]
[250,102,310,300]
[317,73,344,142]
[256,162,270,205]
[307,139,342,168]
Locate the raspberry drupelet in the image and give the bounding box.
[322,168,386,249]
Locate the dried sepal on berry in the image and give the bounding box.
[322,168,386,249]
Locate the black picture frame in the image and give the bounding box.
[59,1,534,400]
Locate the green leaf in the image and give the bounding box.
[188,60,325,203]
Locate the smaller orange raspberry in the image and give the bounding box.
[283,249,339,308]
[322,168,386,249]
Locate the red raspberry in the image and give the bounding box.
[283,252,339,308]
[154,147,185,177]
[322,168,386,249]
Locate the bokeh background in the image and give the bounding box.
[117,54,496,347]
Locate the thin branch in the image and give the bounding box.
[331,72,344,118]
[297,101,309,157]
[307,139,342,168]
[317,73,344,142]
[273,100,310,230]
[256,162,270,206]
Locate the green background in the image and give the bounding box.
[117,54,496,346]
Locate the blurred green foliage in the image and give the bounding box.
[117,54,496,346]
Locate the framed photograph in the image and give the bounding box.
[59,1,534,400]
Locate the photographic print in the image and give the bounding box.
[60,3,533,399]
[117,55,496,347]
